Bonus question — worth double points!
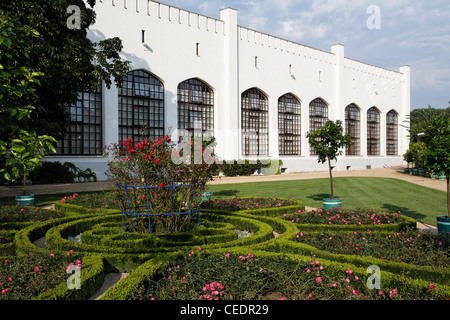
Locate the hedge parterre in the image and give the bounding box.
[0,195,449,300]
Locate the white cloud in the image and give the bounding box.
[409,57,450,91]
[279,20,306,41]
[247,16,268,29]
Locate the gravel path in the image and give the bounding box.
[88,273,129,300]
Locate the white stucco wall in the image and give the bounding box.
[46,0,410,180]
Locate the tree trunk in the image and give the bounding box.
[328,156,333,200]
[447,177,450,217]
[23,174,26,196]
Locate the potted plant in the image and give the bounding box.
[421,115,450,236]
[307,120,352,211]
[407,142,427,176]
[402,148,413,174]
[0,130,56,206]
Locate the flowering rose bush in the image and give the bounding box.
[282,208,403,226]
[0,251,79,300]
[201,196,298,212]
[132,251,448,300]
[103,134,222,233]
[0,204,64,222]
[294,228,449,267]
[60,192,120,210]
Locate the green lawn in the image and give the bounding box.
[207,177,447,226]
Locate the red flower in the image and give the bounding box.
[154,158,160,164]
[144,154,148,159]
[159,183,164,188]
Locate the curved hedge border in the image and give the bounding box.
[203,197,305,217]
[4,200,450,300]
[293,215,417,232]
[43,211,274,255]
[35,254,105,300]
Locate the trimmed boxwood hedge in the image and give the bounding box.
[4,200,450,300]
[35,254,105,300]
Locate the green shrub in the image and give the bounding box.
[0,251,82,300]
[0,205,65,223]
[221,159,282,176]
[131,251,450,300]
[293,228,449,268]
[29,161,76,184]
[202,196,299,211]
[35,254,105,300]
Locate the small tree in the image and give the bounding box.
[421,115,450,216]
[0,130,56,195]
[406,142,428,169]
[307,120,352,200]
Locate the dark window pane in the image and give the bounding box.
[56,85,102,155]
[177,78,214,137]
[309,98,328,155]
[118,70,165,143]
[386,110,398,155]
[367,107,380,155]
[278,93,301,155]
[345,104,360,155]
[242,88,268,156]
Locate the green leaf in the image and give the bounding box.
[5,158,16,166]
[11,145,25,153]
[11,167,19,180]
[3,172,11,181]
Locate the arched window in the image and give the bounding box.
[345,104,360,155]
[241,88,269,156]
[56,86,102,155]
[118,70,165,142]
[309,98,328,155]
[177,78,214,136]
[386,110,398,155]
[278,93,301,155]
[367,107,380,155]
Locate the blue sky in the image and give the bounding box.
[158,0,450,110]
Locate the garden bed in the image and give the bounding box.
[0,196,449,300]
[130,251,449,300]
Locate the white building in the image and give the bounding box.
[48,0,410,180]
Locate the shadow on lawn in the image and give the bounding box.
[210,189,241,198]
[307,193,331,201]
[381,204,427,222]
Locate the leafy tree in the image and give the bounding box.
[407,105,450,143]
[0,0,130,141]
[307,120,352,200]
[404,142,427,169]
[421,115,450,216]
[0,10,43,139]
[0,130,57,195]
[0,10,53,189]
[0,1,130,187]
